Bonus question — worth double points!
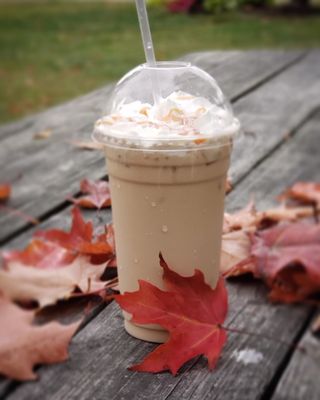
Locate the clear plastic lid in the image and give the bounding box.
[93,61,240,149]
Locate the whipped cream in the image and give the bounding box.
[94,91,239,148]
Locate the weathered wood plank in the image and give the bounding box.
[272,312,320,400]
[181,50,306,102]
[4,95,320,400]
[229,50,320,185]
[0,51,305,243]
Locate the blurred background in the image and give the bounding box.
[0,0,319,124]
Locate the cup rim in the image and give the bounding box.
[141,61,191,70]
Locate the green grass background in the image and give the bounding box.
[1,1,320,123]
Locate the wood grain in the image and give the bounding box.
[272,312,320,400]
[0,51,305,243]
[4,100,320,400]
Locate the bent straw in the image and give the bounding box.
[135,0,161,105]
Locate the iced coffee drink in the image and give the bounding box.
[93,62,239,343]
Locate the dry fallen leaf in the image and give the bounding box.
[220,230,254,276]
[223,201,314,234]
[116,254,228,375]
[33,129,52,140]
[0,295,80,381]
[71,179,111,209]
[223,200,257,233]
[311,315,320,335]
[70,140,103,151]
[0,184,11,202]
[35,207,112,257]
[251,222,320,303]
[225,177,233,194]
[0,256,108,307]
[2,239,76,269]
[280,182,320,207]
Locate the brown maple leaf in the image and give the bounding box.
[115,254,228,375]
[220,230,254,276]
[280,182,320,207]
[225,177,233,194]
[71,179,111,209]
[221,202,316,278]
[35,207,112,257]
[223,200,257,234]
[223,201,314,235]
[312,314,320,336]
[2,239,76,269]
[251,222,320,303]
[0,256,108,307]
[0,295,80,380]
[0,184,11,202]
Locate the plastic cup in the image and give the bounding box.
[93,62,239,343]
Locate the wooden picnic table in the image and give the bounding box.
[0,50,320,400]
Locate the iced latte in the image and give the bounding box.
[93,62,239,343]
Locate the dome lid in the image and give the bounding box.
[93,61,240,149]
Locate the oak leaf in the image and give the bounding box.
[0,184,11,202]
[251,222,320,303]
[280,182,320,206]
[0,256,108,307]
[116,254,228,375]
[0,295,79,380]
[35,207,112,257]
[71,179,111,209]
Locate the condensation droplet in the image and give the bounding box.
[151,201,157,207]
[116,183,121,189]
[162,225,168,233]
[134,258,138,264]
[193,249,197,254]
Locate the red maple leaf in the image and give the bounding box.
[71,179,111,209]
[2,239,76,269]
[280,181,320,207]
[115,254,228,375]
[35,207,112,257]
[251,222,320,303]
[89,223,117,266]
[0,184,11,202]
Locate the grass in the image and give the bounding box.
[0,1,320,124]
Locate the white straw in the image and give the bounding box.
[135,0,160,105]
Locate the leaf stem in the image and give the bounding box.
[0,204,39,225]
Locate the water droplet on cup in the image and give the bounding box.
[193,249,197,254]
[134,258,138,264]
[162,225,168,233]
[116,183,121,189]
[151,201,157,207]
